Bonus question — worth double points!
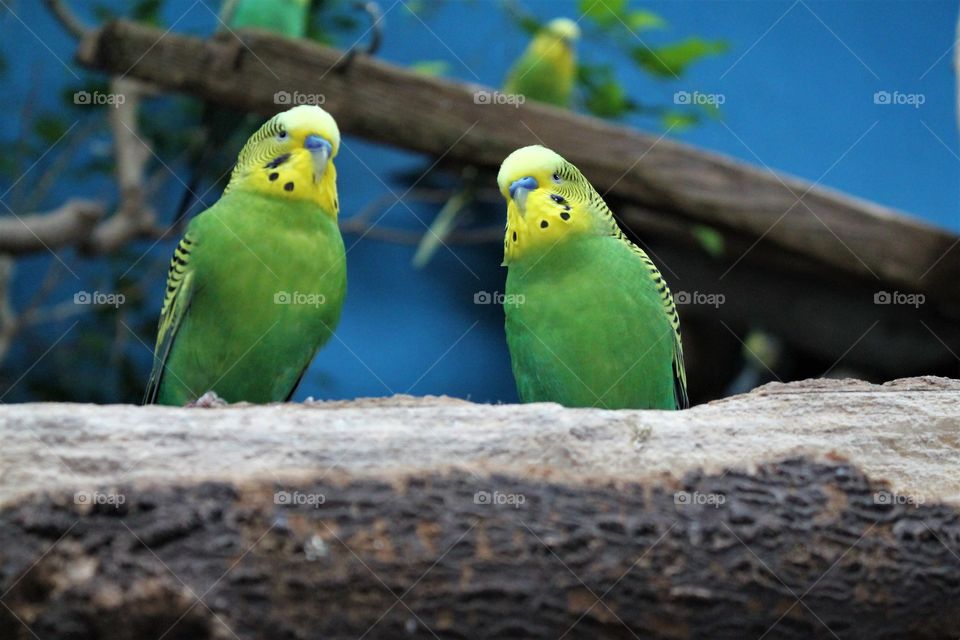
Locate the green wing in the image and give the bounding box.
[612,226,688,410]
[671,327,690,410]
[143,233,198,405]
[634,247,689,410]
[591,187,690,410]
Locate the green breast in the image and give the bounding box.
[159,192,346,404]
[504,235,677,410]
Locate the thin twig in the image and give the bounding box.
[334,1,384,72]
[43,0,91,39]
[0,257,17,363]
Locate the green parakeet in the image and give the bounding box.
[497,145,688,410]
[174,0,312,227]
[226,0,310,36]
[145,105,346,405]
[503,18,580,108]
[413,17,581,267]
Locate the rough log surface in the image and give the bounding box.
[2,377,960,639]
[2,376,959,505]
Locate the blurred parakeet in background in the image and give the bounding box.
[412,17,580,267]
[225,0,311,35]
[504,17,581,108]
[497,145,688,410]
[145,105,346,405]
[173,0,311,228]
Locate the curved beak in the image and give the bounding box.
[509,176,538,214]
[305,134,333,175]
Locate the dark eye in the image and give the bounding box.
[552,172,561,183]
[278,128,288,140]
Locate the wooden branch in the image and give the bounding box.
[0,79,160,257]
[1,378,959,638]
[75,21,960,310]
[0,199,104,253]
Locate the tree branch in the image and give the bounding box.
[42,0,91,39]
[0,199,105,253]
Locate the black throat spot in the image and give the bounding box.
[265,153,291,169]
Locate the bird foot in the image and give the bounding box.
[187,391,228,408]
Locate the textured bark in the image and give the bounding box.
[2,378,960,638]
[2,460,960,640]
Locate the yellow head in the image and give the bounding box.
[225,105,341,217]
[497,145,613,265]
[542,17,581,44]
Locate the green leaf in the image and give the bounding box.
[699,101,722,120]
[691,225,725,258]
[660,110,699,132]
[92,3,116,22]
[577,64,634,119]
[632,37,729,77]
[403,0,428,15]
[408,60,450,77]
[578,0,626,27]
[516,15,542,37]
[626,9,665,31]
[584,79,632,119]
[576,62,607,85]
[33,114,69,146]
[132,0,163,24]
[0,154,16,178]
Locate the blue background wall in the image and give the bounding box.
[2,0,957,403]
